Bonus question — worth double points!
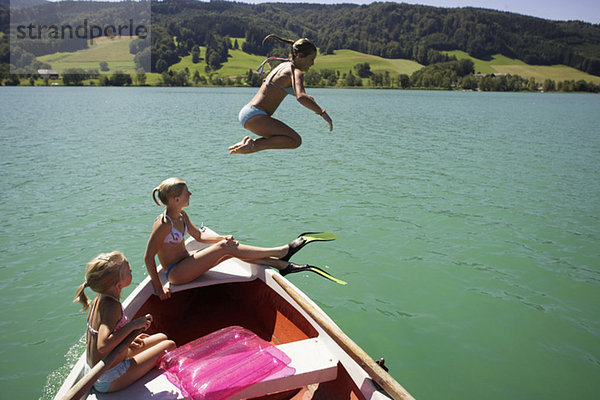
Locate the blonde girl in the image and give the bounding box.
[229,34,333,154]
[74,252,175,393]
[144,177,321,300]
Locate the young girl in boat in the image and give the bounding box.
[228,34,333,154]
[144,177,335,300]
[74,251,176,393]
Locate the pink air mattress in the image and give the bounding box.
[159,326,295,400]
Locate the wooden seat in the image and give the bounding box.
[232,338,339,399]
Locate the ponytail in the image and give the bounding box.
[263,34,294,46]
[263,34,316,59]
[152,187,162,206]
[73,281,90,311]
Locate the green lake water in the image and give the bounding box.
[0,87,598,399]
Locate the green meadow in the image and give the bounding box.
[169,40,423,80]
[33,37,600,86]
[315,49,423,76]
[37,36,138,74]
[170,47,265,78]
[171,37,264,78]
[444,50,600,84]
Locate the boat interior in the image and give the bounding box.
[134,279,317,346]
[128,278,368,400]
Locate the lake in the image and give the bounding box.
[0,87,598,399]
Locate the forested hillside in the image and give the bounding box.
[2,0,599,80]
[149,0,600,75]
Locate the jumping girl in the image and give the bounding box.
[229,34,333,154]
[144,177,332,300]
[74,252,175,393]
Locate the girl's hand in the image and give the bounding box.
[129,333,149,350]
[132,314,152,331]
[223,235,237,245]
[156,284,171,301]
[322,112,333,131]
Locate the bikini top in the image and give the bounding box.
[265,79,295,95]
[258,57,295,96]
[87,295,128,336]
[161,213,188,244]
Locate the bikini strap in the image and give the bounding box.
[87,297,98,326]
[86,296,125,336]
[86,297,99,336]
[257,57,290,74]
[162,213,174,227]
[165,212,187,230]
[181,213,187,233]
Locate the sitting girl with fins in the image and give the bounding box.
[144,177,343,301]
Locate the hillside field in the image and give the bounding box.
[37,36,138,74]
[444,51,600,84]
[169,40,423,80]
[34,37,600,86]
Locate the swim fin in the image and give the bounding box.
[279,262,347,285]
[281,232,338,262]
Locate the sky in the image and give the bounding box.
[41,0,600,24]
[239,0,600,24]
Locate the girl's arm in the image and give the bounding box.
[95,301,151,357]
[292,67,333,131]
[183,211,234,244]
[144,219,171,300]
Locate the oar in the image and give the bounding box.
[272,274,415,400]
[60,328,143,400]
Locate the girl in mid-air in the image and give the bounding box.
[144,177,341,300]
[74,252,175,393]
[229,34,333,154]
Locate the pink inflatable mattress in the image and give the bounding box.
[159,326,295,399]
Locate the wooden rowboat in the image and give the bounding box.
[54,229,414,400]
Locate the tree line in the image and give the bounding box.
[4,57,598,93]
[302,60,600,93]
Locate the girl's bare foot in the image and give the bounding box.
[228,136,250,152]
[229,136,255,154]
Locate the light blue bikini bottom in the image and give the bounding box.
[239,104,268,127]
[85,359,131,393]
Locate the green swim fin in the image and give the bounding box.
[280,262,347,285]
[281,232,338,262]
[307,265,347,285]
[299,232,338,241]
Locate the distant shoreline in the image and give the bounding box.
[2,81,599,94]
